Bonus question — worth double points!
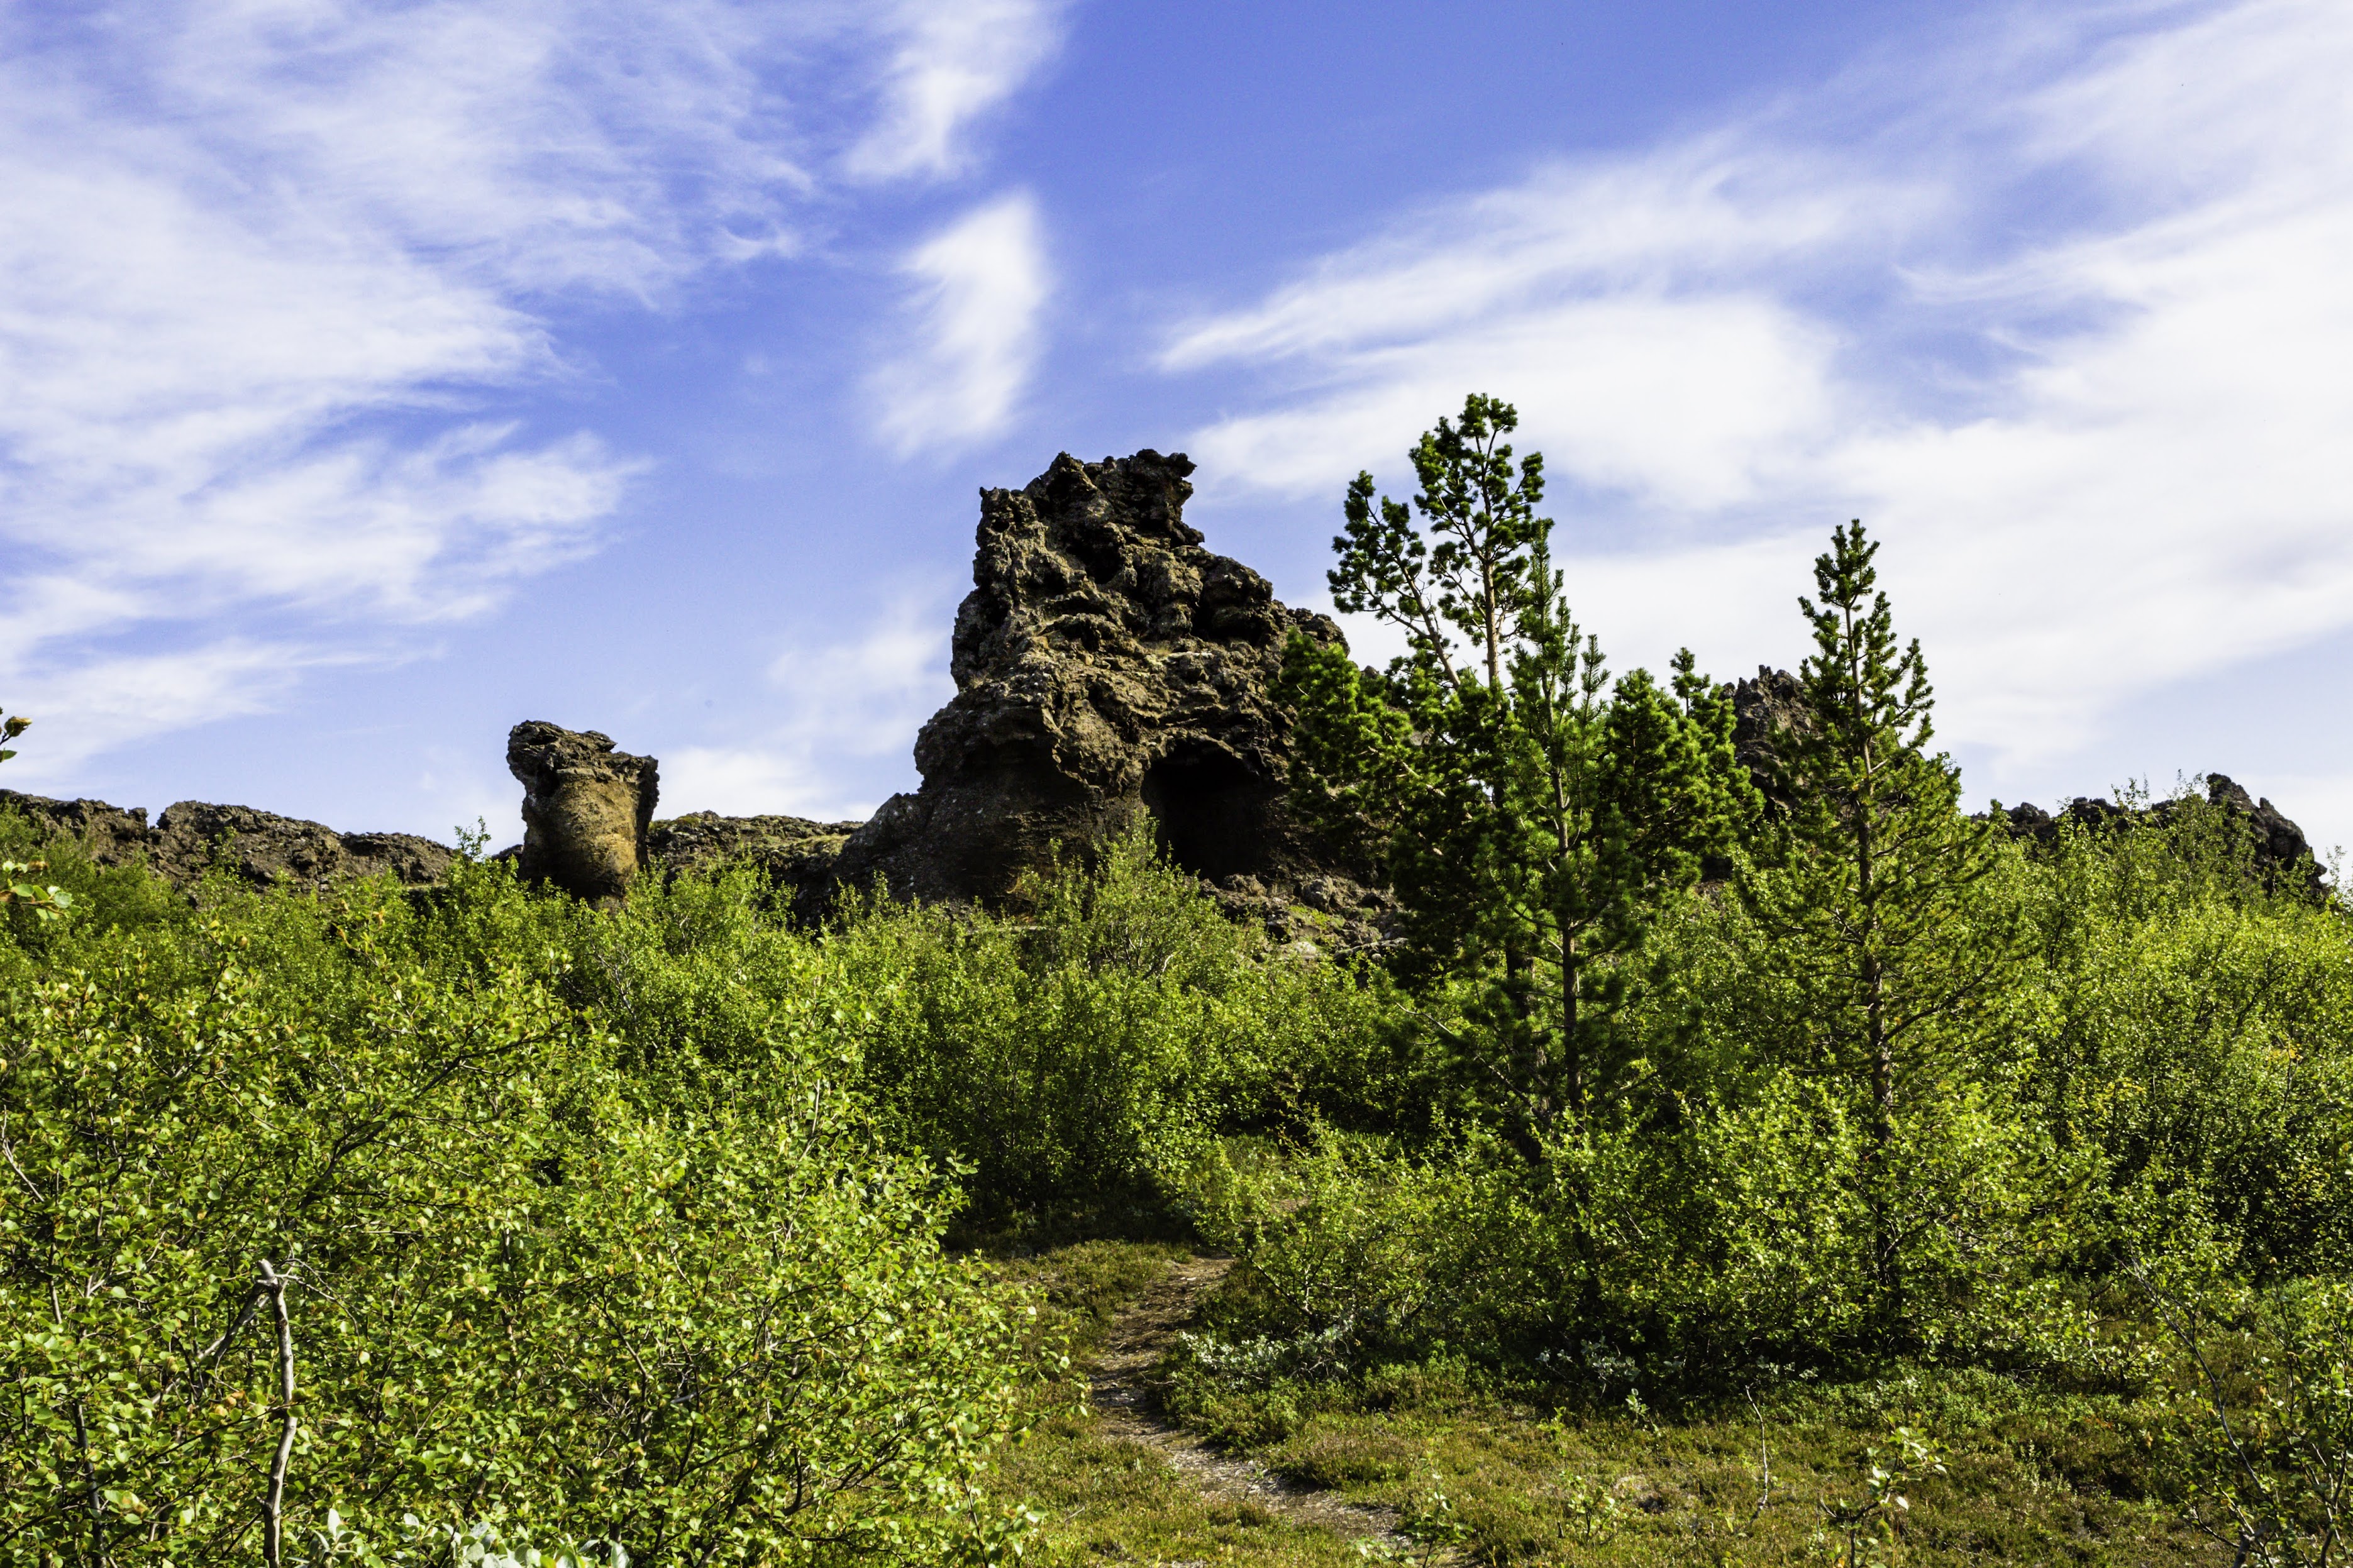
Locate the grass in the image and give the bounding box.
[990,1418,1375,1567]
[985,1240,2213,1567]
[986,1240,1380,1566]
[1236,1376,2197,1565]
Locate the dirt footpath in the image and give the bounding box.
[1084,1255,1410,1551]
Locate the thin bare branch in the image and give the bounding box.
[258,1259,297,1568]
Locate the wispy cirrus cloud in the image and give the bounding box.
[1165,0,2353,842]
[0,0,1060,784]
[846,0,1068,182]
[1161,140,1917,373]
[869,192,1054,453]
[0,0,812,773]
[8,643,331,782]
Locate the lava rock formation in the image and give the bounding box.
[1723,665,2325,897]
[1,463,2325,928]
[1729,665,1810,814]
[645,811,861,921]
[1997,773,2323,896]
[827,450,1358,912]
[0,791,453,892]
[506,721,660,906]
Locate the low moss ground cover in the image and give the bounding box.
[990,1240,2213,1568]
[987,1241,1375,1568]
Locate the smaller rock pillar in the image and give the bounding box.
[506,721,659,904]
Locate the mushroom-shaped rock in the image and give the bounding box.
[506,721,659,904]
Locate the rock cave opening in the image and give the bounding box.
[1139,745,1274,883]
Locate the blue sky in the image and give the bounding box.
[5,0,2352,861]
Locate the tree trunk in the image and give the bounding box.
[1857,787,1898,1339]
[1563,927,1583,1130]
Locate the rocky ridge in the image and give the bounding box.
[1725,663,2325,895]
[0,469,2327,923]
[645,812,860,920]
[1996,773,2324,895]
[0,792,455,892]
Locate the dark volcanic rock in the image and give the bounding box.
[0,790,454,892]
[507,721,659,905]
[2203,774,2318,879]
[1996,773,2324,895]
[150,803,453,888]
[647,811,859,919]
[826,449,1374,932]
[0,793,155,865]
[648,811,862,866]
[1997,797,2132,847]
[2001,801,2057,841]
[1724,672,2323,897]
[1730,666,1812,813]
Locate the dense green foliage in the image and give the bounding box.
[1232,406,2345,1358]
[1280,395,1750,1144]
[6,397,2351,1564]
[823,836,1394,1229]
[0,854,1039,1567]
[0,824,1393,1564]
[1204,400,2353,1564]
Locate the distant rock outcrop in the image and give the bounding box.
[507,721,659,906]
[0,791,453,891]
[1721,667,2325,897]
[1729,666,1811,813]
[1997,773,2325,895]
[646,811,859,920]
[826,450,1371,928]
[2206,775,2320,878]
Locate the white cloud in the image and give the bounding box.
[1163,140,1922,509]
[662,592,956,821]
[1163,0,2353,847]
[0,0,868,763]
[1187,295,1841,511]
[846,0,1066,182]
[1163,141,1916,373]
[870,192,1053,453]
[0,642,334,792]
[762,593,954,759]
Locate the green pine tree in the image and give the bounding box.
[1741,521,2018,1328]
[1281,395,1753,1141]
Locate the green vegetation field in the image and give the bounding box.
[6,800,2345,1566]
[4,400,2350,1566]
[998,1237,2218,1567]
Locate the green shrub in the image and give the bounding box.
[2019,809,2353,1280]
[2140,1269,2353,1567]
[827,832,1393,1223]
[1178,1127,1536,1372]
[0,869,1032,1566]
[1573,1068,1874,1361]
